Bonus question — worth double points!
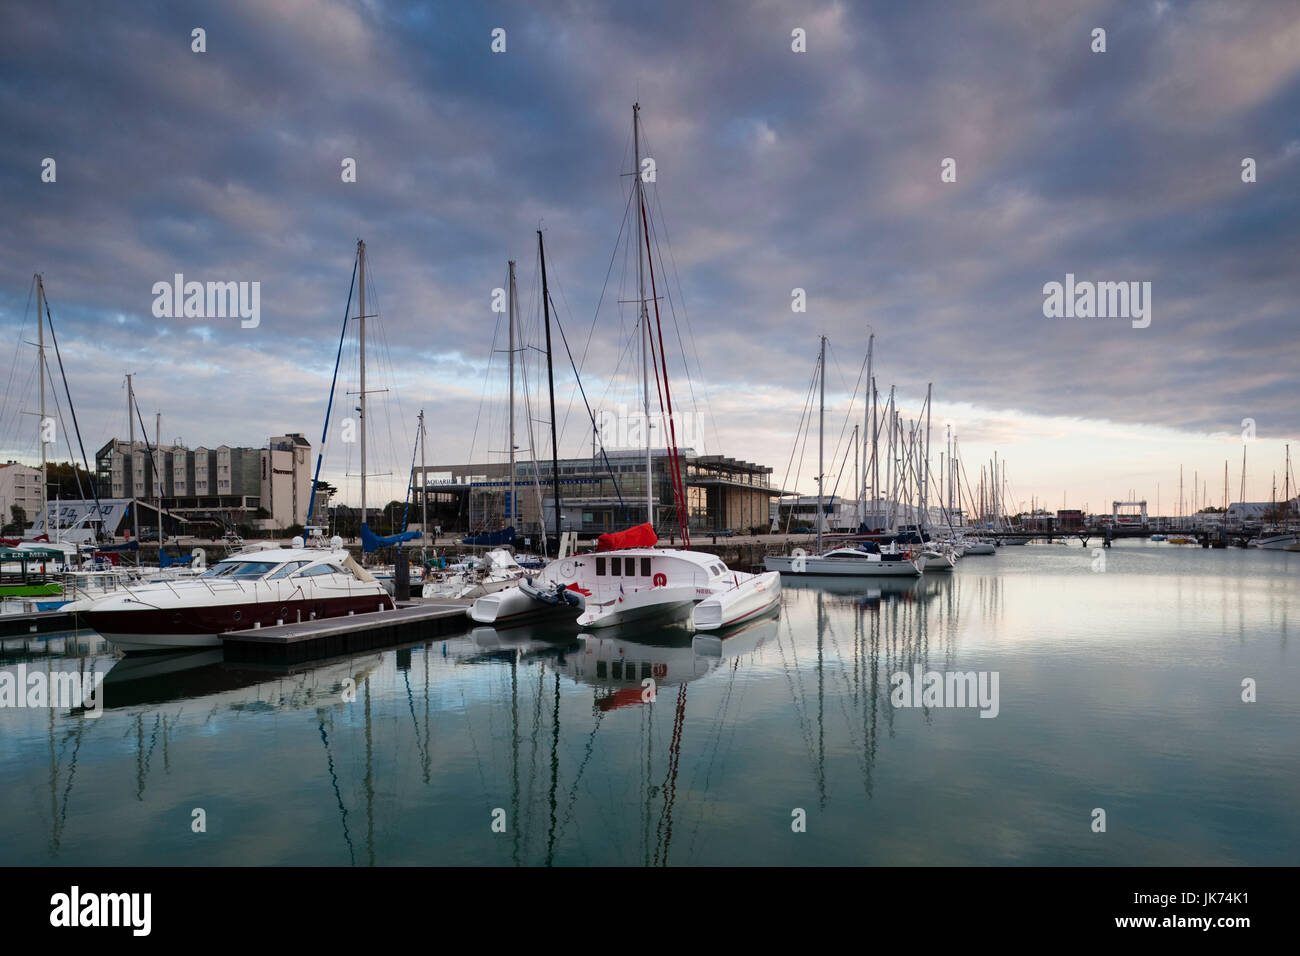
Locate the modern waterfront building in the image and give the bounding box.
[413,448,792,537]
[95,433,313,530]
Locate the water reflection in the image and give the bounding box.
[4,546,1298,866]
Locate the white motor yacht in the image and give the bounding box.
[423,548,527,599]
[70,540,394,652]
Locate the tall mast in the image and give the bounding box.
[156,410,163,546]
[1286,444,1292,530]
[36,275,47,535]
[358,239,367,529]
[992,452,998,529]
[817,334,825,553]
[633,103,653,529]
[870,377,878,530]
[507,260,517,529]
[924,383,932,532]
[127,373,139,548]
[420,409,428,548]
[852,423,858,532]
[1239,446,1247,514]
[884,387,895,531]
[860,335,873,527]
[538,230,561,547]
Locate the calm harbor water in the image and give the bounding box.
[2,540,1296,866]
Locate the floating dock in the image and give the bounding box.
[0,607,81,638]
[221,599,471,663]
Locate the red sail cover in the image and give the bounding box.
[596,523,658,552]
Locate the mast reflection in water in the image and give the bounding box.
[1,544,1297,865]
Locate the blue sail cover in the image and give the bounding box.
[96,540,139,553]
[462,526,516,547]
[158,549,194,568]
[361,522,421,553]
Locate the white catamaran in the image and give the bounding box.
[469,104,781,631]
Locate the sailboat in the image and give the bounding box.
[1250,445,1298,549]
[765,337,922,578]
[74,243,398,651]
[469,105,782,631]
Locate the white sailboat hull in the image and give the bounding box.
[578,584,698,628]
[693,571,782,631]
[764,554,921,576]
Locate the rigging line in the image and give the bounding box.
[776,355,820,499]
[643,127,723,457]
[362,269,410,515]
[42,293,102,521]
[0,363,38,455]
[824,432,857,520]
[466,289,504,475]
[549,294,629,522]
[639,192,689,543]
[40,353,83,503]
[395,415,421,542]
[823,340,867,488]
[306,251,357,530]
[645,190,718,456]
[559,187,636,448]
[781,353,821,533]
[0,275,37,444]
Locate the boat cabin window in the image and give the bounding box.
[199,561,242,578]
[610,557,622,575]
[228,562,280,579]
[595,557,606,576]
[268,561,311,579]
[293,563,345,578]
[641,558,652,576]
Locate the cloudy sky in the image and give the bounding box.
[1,0,1297,516]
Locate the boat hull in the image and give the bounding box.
[578,585,698,628]
[466,584,582,626]
[81,593,395,652]
[693,571,782,631]
[764,555,921,576]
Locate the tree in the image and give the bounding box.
[4,504,27,535]
[45,460,96,499]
